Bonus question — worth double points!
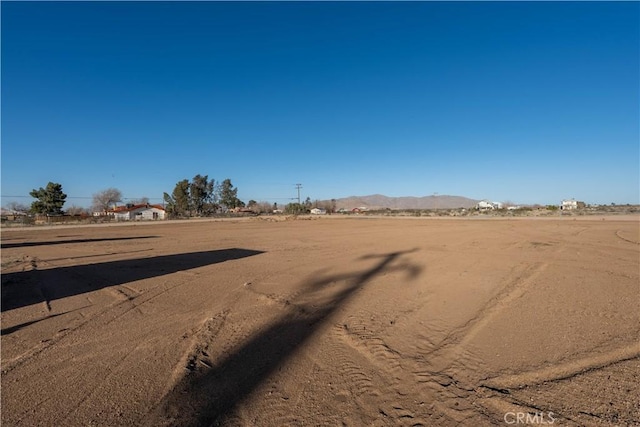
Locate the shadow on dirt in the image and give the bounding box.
[1,248,265,312]
[1,236,160,249]
[150,248,422,427]
[1,308,87,336]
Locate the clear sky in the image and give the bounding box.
[2,1,638,208]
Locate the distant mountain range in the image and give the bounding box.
[332,194,480,210]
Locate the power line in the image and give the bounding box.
[251,197,298,200]
[1,195,92,200]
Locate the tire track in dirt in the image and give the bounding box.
[241,282,309,316]
[615,229,640,245]
[101,270,235,327]
[263,245,572,424]
[475,395,569,426]
[223,283,371,425]
[293,270,488,426]
[233,285,330,426]
[2,324,79,374]
[419,261,549,373]
[57,340,149,425]
[240,354,325,427]
[418,228,639,422]
[236,285,351,426]
[406,259,560,421]
[146,249,433,425]
[188,264,420,425]
[323,327,408,426]
[475,355,640,426]
[480,342,640,391]
[331,260,552,424]
[322,282,443,424]
[10,393,59,426]
[334,317,404,386]
[330,341,380,400]
[148,281,305,426]
[247,384,305,427]
[1,271,208,374]
[331,316,476,426]
[163,310,231,397]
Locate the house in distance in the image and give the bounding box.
[561,199,585,210]
[111,204,166,221]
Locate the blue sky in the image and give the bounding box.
[2,1,638,208]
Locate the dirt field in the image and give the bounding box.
[2,216,639,426]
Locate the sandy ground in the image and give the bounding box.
[1,216,639,426]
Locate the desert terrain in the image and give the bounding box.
[1,216,639,426]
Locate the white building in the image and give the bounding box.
[310,208,326,215]
[112,204,166,221]
[561,199,578,210]
[93,210,115,217]
[476,200,503,210]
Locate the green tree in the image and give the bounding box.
[163,192,176,217]
[164,179,191,217]
[190,174,215,216]
[30,182,67,215]
[219,179,242,209]
[285,202,307,215]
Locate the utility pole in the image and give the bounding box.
[295,184,302,204]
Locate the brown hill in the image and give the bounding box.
[333,194,479,210]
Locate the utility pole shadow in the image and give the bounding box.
[149,248,422,427]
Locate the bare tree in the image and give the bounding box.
[250,201,273,214]
[92,188,122,213]
[320,200,335,213]
[66,205,88,216]
[6,202,29,213]
[129,197,150,205]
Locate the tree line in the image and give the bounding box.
[12,176,335,218]
[162,175,242,217]
[15,175,242,218]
